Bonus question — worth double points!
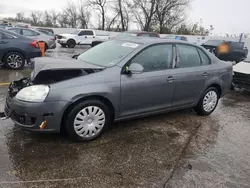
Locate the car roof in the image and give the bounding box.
[113,37,192,46]
[126,30,158,34]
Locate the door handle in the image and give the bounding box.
[85,36,87,38]
[167,76,174,82]
[202,72,208,77]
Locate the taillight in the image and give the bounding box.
[50,37,56,41]
[30,41,39,48]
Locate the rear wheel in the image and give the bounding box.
[66,100,112,141]
[67,39,76,48]
[194,87,219,116]
[4,52,25,69]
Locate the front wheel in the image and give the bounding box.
[194,87,219,116]
[66,100,112,141]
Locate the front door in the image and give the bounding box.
[172,44,212,107]
[120,44,176,117]
[77,30,94,45]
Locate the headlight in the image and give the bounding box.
[16,85,50,102]
[62,36,66,39]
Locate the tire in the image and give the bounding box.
[67,39,76,48]
[194,87,219,116]
[65,100,112,141]
[61,44,67,48]
[4,52,25,69]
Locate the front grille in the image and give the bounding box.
[11,111,36,126]
[57,35,62,39]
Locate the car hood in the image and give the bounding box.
[32,57,104,78]
[233,61,250,74]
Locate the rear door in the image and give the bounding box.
[172,44,212,107]
[120,44,176,117]
[77,30,95,45]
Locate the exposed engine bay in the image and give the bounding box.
[8,68,102,98]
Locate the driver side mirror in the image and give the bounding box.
[126,63,144,74]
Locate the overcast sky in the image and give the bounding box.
[0,0,249,35]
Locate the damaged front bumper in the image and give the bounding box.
[233,72,250,91]
[3,79,66,133]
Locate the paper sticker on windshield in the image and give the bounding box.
[122,43,139,48]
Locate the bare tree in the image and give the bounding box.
[15,12,25,22]
[155,0,189,33]
[132,0,157,31]
[58,12,69,28]
[78,0,91,29]
[44,11,53,27]
[50,10,58,27]
[63,2,78,28]
[88,0,107,30]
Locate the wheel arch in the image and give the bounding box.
[2,50,27,63]
[61,95,115,130]
[206,83,222,98]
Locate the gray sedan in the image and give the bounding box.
[4,38,232,141]
[8,27,56,50]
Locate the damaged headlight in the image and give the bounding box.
[16,85,50,102]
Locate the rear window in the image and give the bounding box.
[203,40,223,46]
[230,42,244,49]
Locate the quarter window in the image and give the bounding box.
[197,48,211,65]
[177,44,201,68]
[131,44,173,72]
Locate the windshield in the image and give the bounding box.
[78,40,141,67]
[244,57,250,63]
[71,30,80,35]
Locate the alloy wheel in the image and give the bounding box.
[6,54,23,69]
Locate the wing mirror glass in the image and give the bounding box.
[126,63,144,74]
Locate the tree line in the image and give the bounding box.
[3,0,214,35]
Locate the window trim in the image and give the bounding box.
[175,43,204,69]
[22,29,40,36]
[78,30,94,36]
[122,43,175,74]
[197,47,212,66]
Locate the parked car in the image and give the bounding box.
[3,38,232,141]
[8,27,56,50]
[35,28,54,35]
[201,40,248,63]
[57,29,110,48]
[0,28,41,69]
[232,56,250,91]
[91,30,160,47]
[164,35,188,41]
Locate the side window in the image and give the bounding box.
[9,28,20,34]
[197,48,211,65]
[177,44,201,68]
[0,32,15,39]
[138,33,150,37]
[131,44,173,72]
[78,30,94,36]
[149,33,158,37]
[22,29,40,36]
